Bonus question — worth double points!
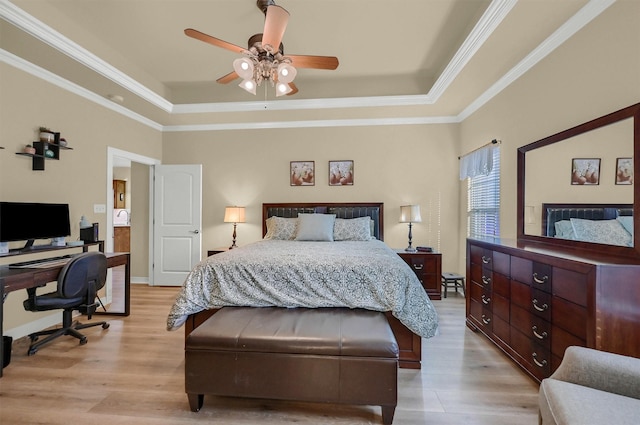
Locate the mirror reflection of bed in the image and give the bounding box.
[542,203,633,247]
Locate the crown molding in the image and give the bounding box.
[0,48,163,131]
[0,0,173,112]
[457,0,616,121]
[0,0,614,131]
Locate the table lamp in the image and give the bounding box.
[399,205,422,252]
[223,206,246,249]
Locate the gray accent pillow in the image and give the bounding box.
[264,216,298,240]
[334,217,373,241]
[295,213,336,241]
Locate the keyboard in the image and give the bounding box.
[8,255,74,269]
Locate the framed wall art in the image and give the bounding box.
[329,160,354,186]
[290,161,315,186]
[615,157,633,185]
[571,158,600,185]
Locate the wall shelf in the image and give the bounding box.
[15,132,72,170]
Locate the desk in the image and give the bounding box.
[0,252,130,377]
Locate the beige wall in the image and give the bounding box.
[458,0,640,270]
[0,63,162,331]
[2,0,639,337]
[162,124,461,261]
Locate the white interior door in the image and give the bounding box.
[152,164,202,286]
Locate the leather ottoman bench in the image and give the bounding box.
[185,306,399,424]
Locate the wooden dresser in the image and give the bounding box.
[466,237,640,382]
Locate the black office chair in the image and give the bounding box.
[23,251,110,355]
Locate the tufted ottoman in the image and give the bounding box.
[185,306,399,424]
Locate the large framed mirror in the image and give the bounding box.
[517,102,640,261]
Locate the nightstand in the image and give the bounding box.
[207,247,230,257]
[396,250,442,300]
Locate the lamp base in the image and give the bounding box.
[405,246,417,253]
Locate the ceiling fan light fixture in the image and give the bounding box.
[275,81,293,97]
[233,57,255,80]
[239,79,257,95]
[277,62,297,83]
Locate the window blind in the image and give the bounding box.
[467,146,500,238]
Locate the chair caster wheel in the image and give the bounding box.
[28,348,38,356]
[79,337,88,345]
[102,323,110,329]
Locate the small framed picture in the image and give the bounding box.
[571,158,600,185]
[329,160,354,186]
[290,161,315,186]
[615,157,633,185]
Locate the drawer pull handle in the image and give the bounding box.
[482,256,491,264]
[532,326,548,340]
[413,264,424,270]
[532,352,548,368]
[482,276,491,285]
[482,294,491,305]
[533,273,549,284]
[481,314,491,325]
[532,299,549,312]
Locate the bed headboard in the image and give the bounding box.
[262,202,384,240]
[543,203,633,236]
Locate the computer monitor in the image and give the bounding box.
[0,202,71,250]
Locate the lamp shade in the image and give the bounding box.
[233,57,254,80]
[224,206,246,223]
[399,205,422,223]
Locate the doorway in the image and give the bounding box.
[106,148,160,304]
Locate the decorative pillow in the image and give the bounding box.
[333,217,373,241]
[570,218,632,246]
[617,216,634,238]
[295,213,336,241]
[264,216,298,240]
[554,220,576,240]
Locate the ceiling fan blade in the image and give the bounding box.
[262,5,289,51]
[184,28,245,53]
[287,54,339,70]
[216,71,239,84]
[287,82,299,96]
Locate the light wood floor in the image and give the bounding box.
[0,286,540,424]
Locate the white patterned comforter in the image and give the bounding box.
[166,239,438,338]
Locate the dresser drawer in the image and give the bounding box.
[470,245,494,269]
[511,304,551,350]
[530,288,552,322]
[510,256,532,284]
[552,297,587,340]
[511,327,552,380]
[552,267,588,307]
[469,298,493,330]
[400,254,437,274]
[532,262,552,293]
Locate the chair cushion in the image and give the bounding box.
[539,379,640,425]
[23,291,85,311]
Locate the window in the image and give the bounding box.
[467,146,500,238]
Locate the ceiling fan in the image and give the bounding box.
[184,0,339,97]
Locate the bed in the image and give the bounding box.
[167,202,439,368]
[542,203,633,246]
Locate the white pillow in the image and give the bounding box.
[617,216,634,238]
[554,220,575,239]
[295,213,336,241]
[333,217,373,241]
[570,218,632,246]
[264,216,298,240]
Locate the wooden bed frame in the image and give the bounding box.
[184,201,423,369]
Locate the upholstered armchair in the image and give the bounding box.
[539,346,640,425]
